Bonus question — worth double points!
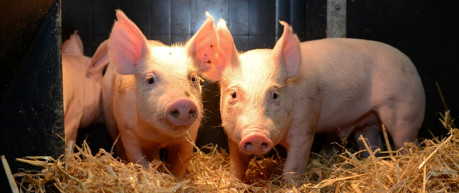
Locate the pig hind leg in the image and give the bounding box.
[377,102,422,151]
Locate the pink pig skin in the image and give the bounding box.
[204,20,425,183]
[102,10,217,177]
[62,31,109,144]
[62,31,84,55]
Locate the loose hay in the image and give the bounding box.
[11,111,459,192]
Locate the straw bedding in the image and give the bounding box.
[9,111,459,192]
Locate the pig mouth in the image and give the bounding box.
[167,124,193,132]
[161,113,199,133]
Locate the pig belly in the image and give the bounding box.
[317,110,381,139]
[313,84,376,137]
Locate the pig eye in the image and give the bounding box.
[227,88,240,105]
[189,74,202,88]
[269,87,281,105]
[189,74,198,83]
[231,92,237,99]
[146,76,155,84]
[272,92,279,100]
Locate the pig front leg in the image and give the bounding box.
[119,130,155,167]
[63,101,83,144]
[282,125,316,185]
[228,138,251,181]
[166,140,195,178]
[64,115,79,144]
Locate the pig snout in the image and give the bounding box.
[166,99,198,127]
[239,133,273,155]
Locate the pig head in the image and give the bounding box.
[202,19,425,184]
[62,31,109,144]
[102,10,218,177]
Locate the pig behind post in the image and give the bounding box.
[203,19,425,184]
[62,31,109,144]
[102,10,218,177]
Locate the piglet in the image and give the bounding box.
[203,20,425,183]
[62,31,109,144]
[102,10,217,177]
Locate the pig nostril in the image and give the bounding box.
[189,109,196,118]
[244,142,252,150]
[261,143,267,149]
[169,109,180,118]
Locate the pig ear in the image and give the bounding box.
[272,21,301,79]
[216,19,239,70]
[62,30,84,55]
[87,40,110,75]
[192,18,240,81]
[185,12,220,81]
[109,10,149,75]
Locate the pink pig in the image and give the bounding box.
[102,10,218,177]
[62,31,109,144]
[203,20,425,183]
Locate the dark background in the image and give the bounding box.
[1,0,458,191]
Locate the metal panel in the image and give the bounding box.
[192,0,229,33]
[275,0,290,40]
[151,0,171,44]
[229,0,249,35]
[305,0,327,40]
[248,0,272,36]
[290,0,306,40]
[233,35,249,52]
[229,0,249,51]
[249,36,274,50]
[171,0,191,38]
[0,2,64,189]
[327,0,346,38]
[248,0,276,49]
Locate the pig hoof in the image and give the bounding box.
[240,133,273,154]
[166,99,198,126]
